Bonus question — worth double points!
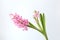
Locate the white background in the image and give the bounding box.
[0,0,60,40]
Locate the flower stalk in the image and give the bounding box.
[10,10,48,40]
[33,10,48,40]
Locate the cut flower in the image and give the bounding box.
[10,13,29,30]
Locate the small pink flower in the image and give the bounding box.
[33,10,39,18]
[10,13,29,30]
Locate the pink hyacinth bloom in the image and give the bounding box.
[10,13,29,30]
[33,10,39,18]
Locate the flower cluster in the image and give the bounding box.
[10,13,29,30]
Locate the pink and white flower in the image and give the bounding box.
[33,10,40,18]
[10,13,29,30]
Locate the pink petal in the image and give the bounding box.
[10,13,29,30]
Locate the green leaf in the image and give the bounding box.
[43,13,45,28]
[27,22,43,33]
[40,13,45,30]
[33,16,42,30]
[28,22,37,29]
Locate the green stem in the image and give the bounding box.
[43,33,48,40]
[42,30,48,40]
[28,22,43,33]
[28,22,48,40]
[38,29,48,40]
[34,17,42,30]
[37,29,48,40]
[37,18,42,30]
[45,35,48,40]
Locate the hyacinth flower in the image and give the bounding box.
[10,11,48,40]
[10,13,29,30]
[33,10,48,40]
